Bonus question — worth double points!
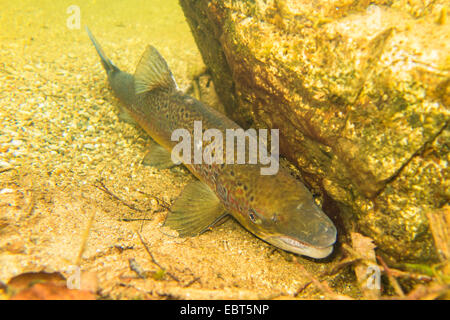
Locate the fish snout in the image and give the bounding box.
[311,218,337,248]
[263,202,337,259]
[283,201,337,248]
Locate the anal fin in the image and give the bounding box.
[164,180,228,237]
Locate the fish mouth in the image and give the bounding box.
[267,235,334,259]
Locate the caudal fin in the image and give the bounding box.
[86,26,117,73]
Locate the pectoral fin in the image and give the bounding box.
[164,180,228,237]
[142,142,176,169]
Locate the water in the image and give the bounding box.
[1,0,447,300]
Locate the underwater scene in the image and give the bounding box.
[0,0,449,301]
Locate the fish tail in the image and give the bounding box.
[85,26,118,74]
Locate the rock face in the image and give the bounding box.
[179,0,449,264]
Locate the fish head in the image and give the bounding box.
[266,200,336,259]
[237,182,337,259]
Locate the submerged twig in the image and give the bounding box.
[135,190,171,232]
[0,167,14,174]
[342,242,433,282]
[324,257,362,276]
[377,255,405,297]
[295,261,353,300]
[137,231,180,283]
[94,179,173,233]
[294,281,313,297]
[183,277,201,288]
[137,190,171,211]
[94,179,146,213]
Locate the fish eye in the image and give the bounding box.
[248,208,261,224]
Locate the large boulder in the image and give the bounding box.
[179,0,449,264]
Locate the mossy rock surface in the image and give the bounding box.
[179,0,449,264]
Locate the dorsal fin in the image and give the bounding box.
[134,45,177,94]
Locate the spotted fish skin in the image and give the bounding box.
[87,27,337,259]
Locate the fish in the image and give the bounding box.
[86,27,337,259]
